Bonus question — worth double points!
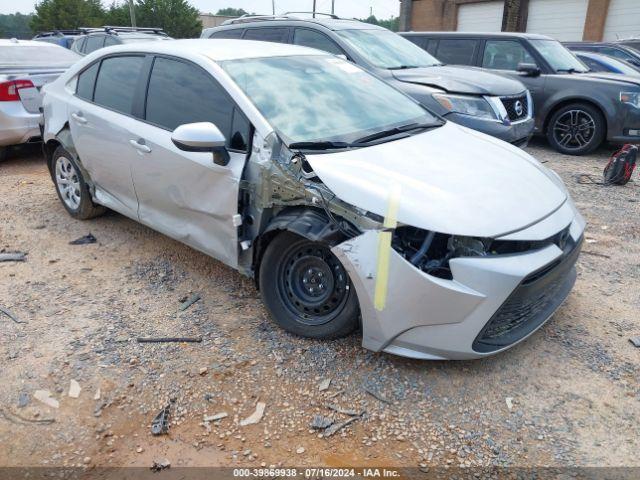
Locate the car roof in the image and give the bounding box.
[0,38,65,47]
[401,31,553,40]
[208,16,385,32]
[99,38,328,61]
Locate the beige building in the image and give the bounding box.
[198,14,238,29]
[399,0,640,41]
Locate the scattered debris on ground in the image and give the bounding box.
[33,390,59,409]
[68,380,81,399]
[137,337,202,343]
[151,401,174,436]
[69,233,97,245]
[240,402,266,426]
[0,306,25,324]
[0,252,26,262]
[179,293,201,311]
[150,458,171,472]
[629,337,640,348]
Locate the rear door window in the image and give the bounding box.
[144,56,249,151]
[209,29,244,39]
[93,56,145,115]
[482,40,536,70]
[85,35,105,53]
[104,36,119,47]
[243,27,289,43]
[76,62,100,100]
[435,39,479,65]
[293,28,343,55]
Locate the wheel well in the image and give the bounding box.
[252,207,349,287]
[44,139,62,175]
[543,99,607,135]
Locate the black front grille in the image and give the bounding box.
[501,94,529,122]
[473,235,583,353]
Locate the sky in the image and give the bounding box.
[1,0,402,19]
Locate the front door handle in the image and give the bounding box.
[129,139,151,153]
[71,112,87,124]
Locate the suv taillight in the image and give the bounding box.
[0,79,35,101]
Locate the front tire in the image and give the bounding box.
[259,231,359,339]
[546,103,605,155]
[52,146,105,220]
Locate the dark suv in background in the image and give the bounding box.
[202,14,534,146]
[71,26,171,56]
[402,32,640,155]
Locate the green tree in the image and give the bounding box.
[31,0,104,31]
[135,0,201,38]
[103,1,131,26]
[360,15,400,32]
[0,13,34,38]
[215,8,249,17]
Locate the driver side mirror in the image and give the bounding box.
[517,62,541,77]
[171,122,230,166]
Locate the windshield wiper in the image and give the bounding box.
[288,140,351,151]
[352,122,437,145]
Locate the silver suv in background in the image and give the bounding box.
[0,39,80,161]
[71,26,171,56]
[202,14,534,146]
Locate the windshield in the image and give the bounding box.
[336,29,441,69]
[221,55,439,145]
[530,39,588,73]
[0,45,80,67]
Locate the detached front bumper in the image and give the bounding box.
[332,201,585,360]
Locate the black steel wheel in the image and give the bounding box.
[546,103,605,155]
[259,231,359,339]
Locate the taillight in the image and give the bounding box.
[0,79,35,101]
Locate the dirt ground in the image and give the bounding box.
[0,139,639,472]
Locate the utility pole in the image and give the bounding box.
[312,0,316,18]
[128,0,136,28]
[272,0,275,15]
[331,0,335,15]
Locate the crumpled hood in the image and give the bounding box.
[391,65,526,96]
[306,122,567,238]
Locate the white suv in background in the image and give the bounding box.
[41,39,584,360]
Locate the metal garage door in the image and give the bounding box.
[456,1,505,32]
[603,0,640,41]
[526,0,588,41]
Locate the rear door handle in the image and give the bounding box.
[129,139,151,153]
[71,112,87,124]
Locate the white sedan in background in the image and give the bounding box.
[0,39,80,160]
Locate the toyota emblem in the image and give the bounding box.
[514,100,524,116]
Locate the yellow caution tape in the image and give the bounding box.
[374,184,401,311]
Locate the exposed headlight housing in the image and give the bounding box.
[432,93,498,120]
[620,91,640,108]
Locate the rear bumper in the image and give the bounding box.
[0,102,41,147]
[332,201,585,360]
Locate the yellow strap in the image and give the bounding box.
[374,185,401,311]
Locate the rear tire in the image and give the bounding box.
[52,146,105,220]
[259,231,359,339]
[546,103,605,155]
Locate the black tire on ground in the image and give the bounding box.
[52,146,105,220]
[546,102,606,155]
[259,231,359,339]
[0,146,7,162]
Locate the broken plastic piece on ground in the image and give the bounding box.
[310,414,334,430]
[629,337,640,348]
[240,401,266,426]
[179,293,201,311]
[137,337,202,343]
[0,252,26,262]
[323,415,360,437]
[151,401,173,435]
[0,306,25,324]
[324,404,362,417]
[203,412,227,422]
[33,390,59,409]
[150,458,171,471]
[69,233,97,245]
